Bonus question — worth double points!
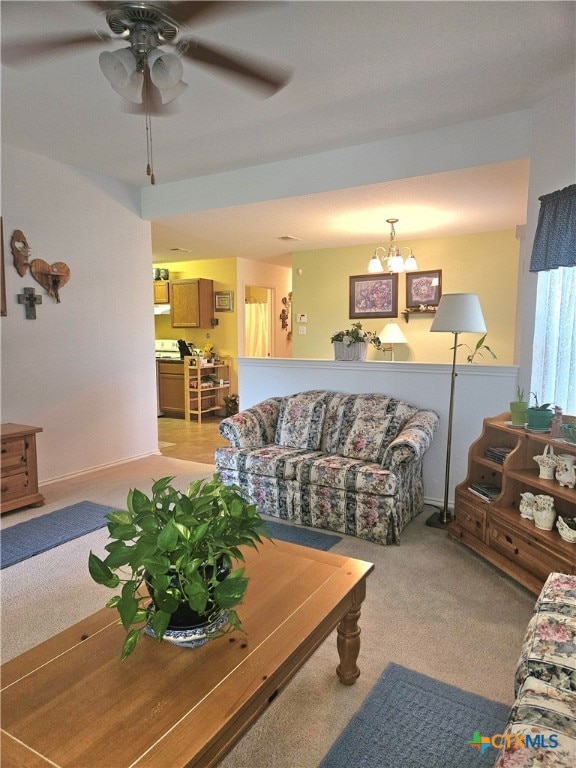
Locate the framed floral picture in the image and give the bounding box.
[349,274,398,319]
[406,270,442,309]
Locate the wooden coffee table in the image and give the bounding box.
[1,538,373,768]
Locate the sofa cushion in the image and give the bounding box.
[274,390,330,450]
[296,454,397,495]
[321,393,418,462]
[215,445,322,480]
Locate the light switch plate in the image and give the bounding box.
[298,325,307,335]
[296,313,308,323]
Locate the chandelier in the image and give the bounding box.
[367,219,419,273]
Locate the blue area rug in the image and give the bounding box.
[264,518,341,551]
[320,663,511,768]
[0,505,341,569]
[1,502,116,569]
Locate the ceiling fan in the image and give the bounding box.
[3,1,291,182]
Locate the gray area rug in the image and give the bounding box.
[264,518,341,550]
[320,663,511,768]
[0,504,341,569]
[1,501,116,569]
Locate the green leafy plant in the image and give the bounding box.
[455,333,497,364]
[330,322,380,346]
[529,392,552,410]
[223,393,240,416]
[88,475,270,659]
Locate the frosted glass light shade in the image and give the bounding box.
[99,49,143,103]
[430,294,486,333]
[367,253,385,273]
[378,322,408,344]
[148,49,184,90]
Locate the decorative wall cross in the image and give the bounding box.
[18,287,42,319]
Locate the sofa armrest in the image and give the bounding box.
[383,409,440,469]
[218,397,283,448]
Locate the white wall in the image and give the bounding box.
[1,146,158,483]
[237,358,518,507]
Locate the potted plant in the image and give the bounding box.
[223,393,240,416]
[526,392,554,431]
[509,386,528,427]
[330,322,380,361]
[455,333,497,364]
[88,474,270,659]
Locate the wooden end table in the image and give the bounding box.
[1,538,373,767]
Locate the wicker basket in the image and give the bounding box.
[557,516,576,543]
[333,341,367,361]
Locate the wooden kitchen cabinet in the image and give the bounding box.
[448,412,576,594]
[170,279,213,328]
[157,361,185,417]
[153,281,169,304]
[1,423,45,514]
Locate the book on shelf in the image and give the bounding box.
[483,446,513,464]
[467,483,501,501]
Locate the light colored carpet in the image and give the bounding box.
[0,454,536,767]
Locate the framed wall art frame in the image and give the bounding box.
[349,274,398,319]
[214,290,234,312]
[405,269,442,309]
[1,217,6,317]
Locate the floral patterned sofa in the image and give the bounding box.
[494,572,576,766]
[215,390,439,545]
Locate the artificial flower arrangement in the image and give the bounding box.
[330,322,381,347]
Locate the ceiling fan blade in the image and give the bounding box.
[2,31,111,67]
[177,37,290,95]
[165,2,277,27]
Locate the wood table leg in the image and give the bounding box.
[336,581,366,685]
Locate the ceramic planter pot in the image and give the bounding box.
[509,401,528,426]
[526,407,553,431]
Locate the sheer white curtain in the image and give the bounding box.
[531,266,576,413]
[245,302,270,357]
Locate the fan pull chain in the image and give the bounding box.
[144,68,155,185]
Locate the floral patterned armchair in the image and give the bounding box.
[215,390,439,545]
[494,572,576,767]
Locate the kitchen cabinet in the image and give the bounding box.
[448,412,576,594]
[184,357,231,423]
[157,361,185,417]
[153,281,169,304]
[1,423,45,514]
[170,279,213,328]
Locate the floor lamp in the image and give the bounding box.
[426,294,487,528]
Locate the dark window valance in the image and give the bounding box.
[530,184,576,272]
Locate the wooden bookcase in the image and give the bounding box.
[184,357,230,423]
[448,413,576,594]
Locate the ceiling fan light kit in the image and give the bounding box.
[5,1,290,185]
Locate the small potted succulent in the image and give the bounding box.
[526,392,554,431]
[509,386,528,427]
[330,322,380,361]
[88,474,270,659]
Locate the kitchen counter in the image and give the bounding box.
[157,359,184,416]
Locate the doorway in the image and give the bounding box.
[244,285,273,357]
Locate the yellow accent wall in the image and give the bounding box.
[154,257,239,391]
[291,230,519,364]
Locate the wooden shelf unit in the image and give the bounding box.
[448,412,576,594]
[184,358,231,423]
[1,423,45,514]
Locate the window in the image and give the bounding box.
[531,266,576,412]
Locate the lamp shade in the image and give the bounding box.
[430,293,486,333]
[99,49,143,103]
[378,322,408,344]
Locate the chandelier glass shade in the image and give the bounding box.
[367,219,419,273]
